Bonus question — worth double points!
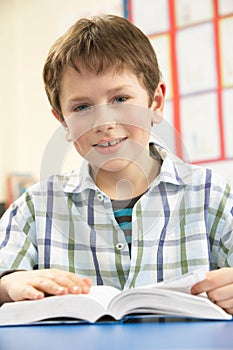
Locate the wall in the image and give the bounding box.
[0,0,123,202]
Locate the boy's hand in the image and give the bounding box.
[0,269,92,303]
[191,267,233,314]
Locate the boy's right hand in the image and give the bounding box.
[0,269,92,304]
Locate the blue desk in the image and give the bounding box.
[1,320,233,350]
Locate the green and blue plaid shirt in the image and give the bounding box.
[0,144,233,290]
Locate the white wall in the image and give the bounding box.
[0,0,123,201]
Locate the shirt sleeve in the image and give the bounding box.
[208,174,233,268]
[0,192,38,271]
[0,270,25,278]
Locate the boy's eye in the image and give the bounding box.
[74,104,91,112]
[113,96,127,104]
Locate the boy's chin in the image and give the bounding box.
[91,159,133,174]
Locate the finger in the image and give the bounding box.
[10,285,45,302]
[60,271,92,288]
[224,307,233,315]
[72,279,91,294]
[60,276,91,294]
[31,278,69,296]
[57,272,92,293]
[83,278,92,287]
[191,268,233,295]
[213,296,233,311]
[210,294,233,315]
[191,280,212,295]
[45,273,91,294]
[208,283,233,302]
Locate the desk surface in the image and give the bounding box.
[1,319,233,350]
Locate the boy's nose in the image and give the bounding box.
[93,120,117,133]
[92,105,117,133]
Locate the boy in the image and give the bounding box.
[0,15,233,314]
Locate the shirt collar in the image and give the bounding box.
[63,160,97,194]
[63,142,193,194]
[149,142,193,186]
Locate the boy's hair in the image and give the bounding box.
[43,14,162,120]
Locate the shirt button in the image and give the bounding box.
[116,243,125,250]
[97,193,104,201]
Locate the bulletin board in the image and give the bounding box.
[124,0,233,164]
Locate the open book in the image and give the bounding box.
[0,270,231,325]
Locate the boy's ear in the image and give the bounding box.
[150,81,166,124]
[52,109,64,124]
[51,109,72,142]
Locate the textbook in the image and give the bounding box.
[0,270,231,326]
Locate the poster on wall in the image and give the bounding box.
[125,0,233,164]
[129,0,169,34]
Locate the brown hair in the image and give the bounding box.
[43,14,162,120]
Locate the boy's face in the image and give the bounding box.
[54,66,165,175]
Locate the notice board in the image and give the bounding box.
[124,0,233,164]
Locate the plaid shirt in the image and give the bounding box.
[0,144,233,290]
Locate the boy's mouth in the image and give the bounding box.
[94,137,127,147]
[93,137,127,154]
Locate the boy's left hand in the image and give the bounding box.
[191,267,233,314]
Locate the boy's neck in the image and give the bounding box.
[91,157,160,200]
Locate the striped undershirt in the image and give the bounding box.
[111,194,142,255]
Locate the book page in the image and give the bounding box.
[155,268,206,289]
[0,286,120,325]
[88,285,121,309]
[108,270,231,321]
[109,287,231,320]
[129,269,206,292]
